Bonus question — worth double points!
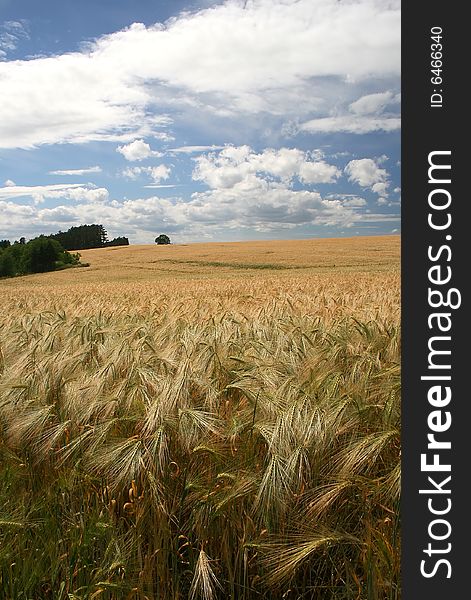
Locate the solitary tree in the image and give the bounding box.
[155,234,171,245]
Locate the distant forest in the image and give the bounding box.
[0,224,129,278]
[50,224,129,251]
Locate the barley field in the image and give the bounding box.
[0,236,400,599]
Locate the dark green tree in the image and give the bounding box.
[155,234,171,245]
[51,224,108,250]
[6,243,28,274]
[22,237,63,273]
[0,237,80,278]
[0,251,15,277]
[104,236,129,247]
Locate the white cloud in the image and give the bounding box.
[371,182,389,196]
[168,145,225,154]
[343,198,367,207]
[2,147,391,241]
[0,20,29,59]
[376,196,400,207]
[193,145,341,188]
[117,139,163,161]
[122,167,142,180]
[0,183,86,200]
[344,158,390,195]
[49,166,102,176]
[250,148,305,180]
[122,164,171,182]
[144,184,179,189]
[149,164,171,182]
[185,187,357,231]
[351,213,399,222]
[101,145,368,236]
[152,131,176,142]
[0,180,400,243]
[0,0,400,148]
[299,161,341,184]
[52,187,109,203]
[0,183,109,204]
[300,115,400,134]
[0,189,360,241]
[4,179,16,187]
[341,197,367,207]
[194,146,266,188]
[349,91,400,115]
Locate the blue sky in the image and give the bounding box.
[0,0,400,244]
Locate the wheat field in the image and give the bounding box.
[0,236,400,599]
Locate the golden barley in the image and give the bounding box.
[0,237,400,599]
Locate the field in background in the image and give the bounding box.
[1,235,400,285]
[0,235,400,321]
[0,236,400,599]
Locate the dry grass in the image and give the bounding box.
[0,236,400,599]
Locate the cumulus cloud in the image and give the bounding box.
[52,187,109,203]
[0,191,355,241]
[117,139,163,161]
[149,165,171,182]
[122,167,143,180]
[184,187,357,231]
[1,148,394,241]
[0,186,400,242]
[376,196,400,207]
[342,198,367,207]
[344,158,390,196]
[327,194,368,207]
[97,144,367,236]
[122,164,171,182]
[49,166,102,176]
[0,0,400,148]
[299,161,341,184]
[371,182,389,196]
[193,145,341,188]
[0,2,401,242]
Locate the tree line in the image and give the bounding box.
[0,224,129,279]
[0,237,81,278]
[49,224,129,251]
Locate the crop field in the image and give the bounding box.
[0,236,400,599]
